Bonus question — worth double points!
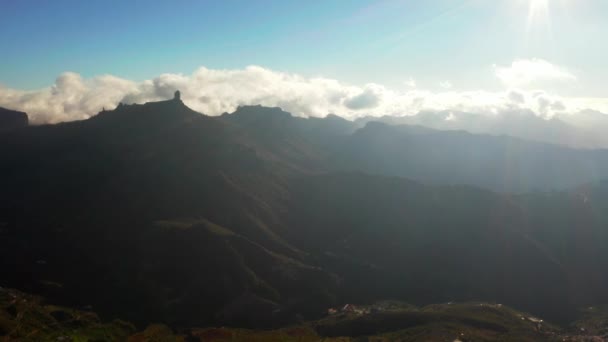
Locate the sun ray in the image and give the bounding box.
[527,0,550,32]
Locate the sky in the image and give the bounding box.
[1,0,607,124]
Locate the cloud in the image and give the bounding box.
[404,78,417,88]
[507,90,526,104]
[0,72,138,123]
[344,85,383,110]
[0,63,607,126]
[494,58,576,88]
[439,81,452,89]
[534,92,567,116]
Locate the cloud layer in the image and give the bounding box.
[494,58,576,88]
[1,60,607,127]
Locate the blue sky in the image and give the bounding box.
[1,0,608,124]
[2,0,606,93]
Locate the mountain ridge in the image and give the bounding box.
[2,98,608,328]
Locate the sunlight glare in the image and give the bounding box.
[521,0,554,42]
[527,0,550,29]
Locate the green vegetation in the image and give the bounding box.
[5,288,598,341]
[570,306,608,337]
[314,302,562,342]
[0,288,135,341]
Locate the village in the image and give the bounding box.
[326,300,418,317]
[324,301,608,341]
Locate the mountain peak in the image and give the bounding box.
[220,105,294,128]
[325,113,348,121]
[232,105,292,119]
[89,92,202,128]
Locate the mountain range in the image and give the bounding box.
[2,95,608,330]
[356,109,608,150]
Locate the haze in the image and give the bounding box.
[2,1,608,341]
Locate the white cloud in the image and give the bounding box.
[494,58,576,88]
[439,81,453,89]
[0,63,606,126]
[507,90,526,104]
[404,78,417,88]
[344,84,384,110]
[0,73,138,123]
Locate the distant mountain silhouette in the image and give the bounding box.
[331,121,608,192]
[0,107,28,131]
[358,109,608,149]
[2,97,608,328]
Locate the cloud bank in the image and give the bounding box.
[494,58,576,88]
[1,60,607,127]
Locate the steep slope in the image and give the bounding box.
[217,105,356,174]
[284,173,608,324]
[0,99,337,328]
[3,101,608,330]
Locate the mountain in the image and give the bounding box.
[218,106,608,193]
[0,98,338,328]
[558,109,608,147]
[2,98,608,330]
[357,109,608,149]
[218,105,357,173]
[0,107,28,131]
[332,121,608,192]
[285,173,608,323]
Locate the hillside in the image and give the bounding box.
[357,110,607,149]
[7,287,606,341]
[332,121,608,192]
[2,99,608,330]
[0,99,338,328]
[284,173,608,323]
